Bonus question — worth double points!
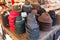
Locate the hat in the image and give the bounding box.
[37,8,46,16]
[25,1,30,5]
[12,5,21,12]
[38,13,53,23]
[24,1,32,7]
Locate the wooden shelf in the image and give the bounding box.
[2,23,60,40]
[2,26,27,40]
[0,17,27,40]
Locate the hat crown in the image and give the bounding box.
[12,5,21,12]
[25,2,30,5]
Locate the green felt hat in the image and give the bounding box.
[12,5,21,12]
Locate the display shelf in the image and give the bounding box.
[0,15,60,40]
[0,7,60,40]
[2,26,27,40]
[39,25,60,40]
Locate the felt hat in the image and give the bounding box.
[12,5,21,12]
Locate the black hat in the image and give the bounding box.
[37,8,46,16]
[25,1,30,5]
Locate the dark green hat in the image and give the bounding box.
[12,5,21,12]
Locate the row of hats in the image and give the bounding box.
[11,1,32,12]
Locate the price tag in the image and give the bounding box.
[21,12,27,17]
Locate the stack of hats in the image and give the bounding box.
[37,8,52,31]
[15,16,25,34]
[8,10,19,31]
[2,11,10,27]
[38,13,52,31]
[26,13,39,40]
[48,10,57,26]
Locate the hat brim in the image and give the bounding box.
[16,10,22,12]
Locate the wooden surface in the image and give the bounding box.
[0,16,27,40]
